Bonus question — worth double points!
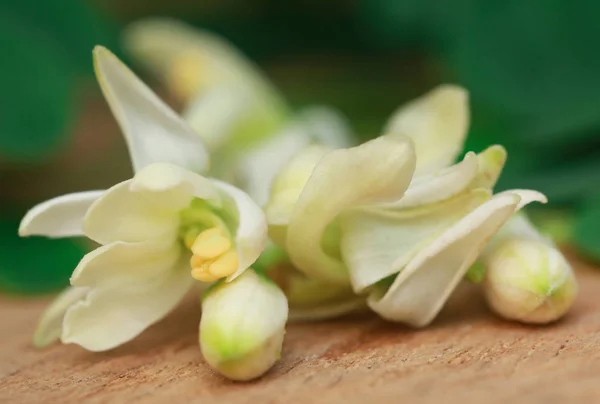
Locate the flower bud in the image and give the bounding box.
[199,270,288,381]
[482,238,577,324]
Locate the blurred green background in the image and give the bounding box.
[1,0,599,294]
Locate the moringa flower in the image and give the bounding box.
[19,47,267,352]
[200,270,288,381]
[122,18,353,205]
[480,214,577,324]
[266,85,548,326]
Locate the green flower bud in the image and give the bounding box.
[199,270,288,381]
[482,238,577,324]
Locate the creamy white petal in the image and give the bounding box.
[384,85,469,175]
[70,240,181,288]
[368,189,547,327]
[131,162,221,209]
[33,287,89,348]
[234,106,352,207]
[341,189,491,292]
[61,256,193,351]
[182,87,250,151]
[19,191,104,238]
[122,18,286,107]
[386,152,479,209]
[83,180,180,245]
[286,136,416,284]
[211,180,268,281]
[265,145,331,226]
[94,46,209,174]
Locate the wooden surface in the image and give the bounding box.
[1,252,600,404]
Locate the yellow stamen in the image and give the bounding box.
[207,250,239,278]
[191,265,220,283]
[192,231,231,260]
[190,254,206,268]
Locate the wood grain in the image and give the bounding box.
[1,252,600,404]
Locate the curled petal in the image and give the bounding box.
[368,189,547,327]
[212,180,268,281]
[286,136,416,284]
[33,287,89,348]
[94,46,209,174]
[384,84,469,175]
[19,191,104,238]
[61,256,193,351]
[342,189,491,292]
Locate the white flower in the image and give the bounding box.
[266,85,548,326]
[19,47,267,352]
[122,18,354,205]
[200,270,288,381]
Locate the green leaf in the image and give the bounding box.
[0,217,87,295]
[0,14,74,160]
[0,1,119,161]
[573,194,600,264]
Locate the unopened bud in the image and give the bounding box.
[482,238,577,324]
[199,270,288,381]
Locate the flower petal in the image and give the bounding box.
[70,240,181,288]
[61,256,193,351]
[83,180,180,245]
[341,189,491,292]
[235,106,353,207]
[19,191,104,238]
[286,136,416,284]
[211,180,268,281]
[382,145,506,210]
[384,85,469,175]
[93,46,209,174]
[122,18,287,107]
[367,189,547,327]
[33,286,89,348]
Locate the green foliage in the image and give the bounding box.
[573,194,600,263]
[0,218,87,295]
[0,0,119,161]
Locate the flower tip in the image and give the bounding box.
[433,84,469,104]
[483,239,577,324]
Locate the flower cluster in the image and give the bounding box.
[20,19,577,382]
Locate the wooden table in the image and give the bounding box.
[1,252,599,403]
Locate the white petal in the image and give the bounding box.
[61,256,193,351]
[211,180,268,281]
[182,87,250,151]
[83,180,180,245]
[70,240,181,288]
[234,106,352,207]
[93,46,209,174]
[131,162,221,207]
[19,191,104,238]
[384,85,469,175]
[341,189,490,292]
[33,287,89,348]
[386,152,479,209]
[122,18,286,106]
[368,189,547,327]
[382,145,506,210]
[286,136,416,284]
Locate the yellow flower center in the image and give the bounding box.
[179,199,239,283]
[185,227,239,282]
